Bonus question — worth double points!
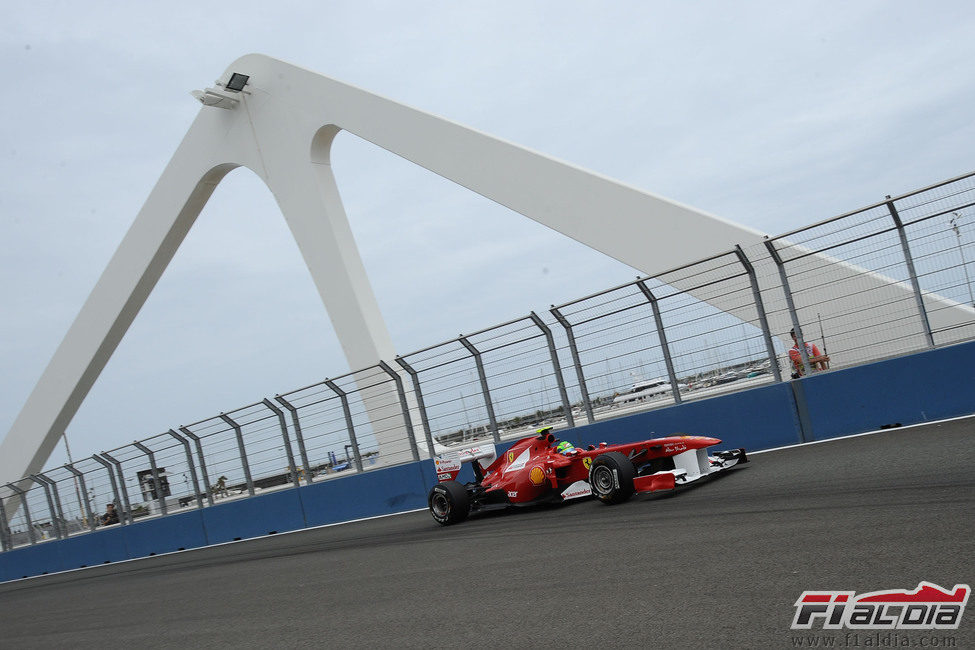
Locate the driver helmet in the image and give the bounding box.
[555,440,576,455]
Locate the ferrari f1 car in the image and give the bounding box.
[428,427,747,525]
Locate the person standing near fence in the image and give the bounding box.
[789,328,829,378]
[99,503,119,526]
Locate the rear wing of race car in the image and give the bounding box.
[433,444,497,482]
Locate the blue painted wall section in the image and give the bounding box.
[300,462,428,527]
[203,489,305,544]
[567,381,804,452]
[800,340,975,441]
[125,509,209,557]
[57,526,128,571]
[1,541,64,582]
[3,340,973,583]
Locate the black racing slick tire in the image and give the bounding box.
[588,451,636,505]
[428,481,471,525]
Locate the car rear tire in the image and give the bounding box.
[589,452,636,504]
[428,480,470,525]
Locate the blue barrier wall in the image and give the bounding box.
[3,339,973,582]
[568,381,805,451]
[55,526,128,572]
[300,462,429,527]
[203,488,306,544]
[801,341,975,441]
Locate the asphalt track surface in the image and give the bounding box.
[1,418,973,648]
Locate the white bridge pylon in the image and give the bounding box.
[1,54,968,487]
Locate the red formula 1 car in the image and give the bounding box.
[428,427,747,525]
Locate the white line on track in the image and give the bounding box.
[749,412,975,456]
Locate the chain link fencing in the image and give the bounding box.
[3,171,974,551]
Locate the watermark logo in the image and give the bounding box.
[791,582,969,630]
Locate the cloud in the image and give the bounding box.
[2,1,974,472]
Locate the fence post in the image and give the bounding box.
[886,199,935,348]
[272,397,313,485]
[550,306,595,424]
[394,357,437,459]
[88,456,126,524]
[734,245,783,383]
[163,430,204,508]
[35,473,69,538]
[61,464,97,532]
[6,483,37,544]
[260,400,301,487]
[528,312,575,429]
[217,414,255,496]
[33,474,68,538]
[635,281,683,404]
[28,476,61,540]
[377,361,421,462]
[457,336,500,443]
[764,239,812,377]
[178,427,215,504]
[324,380,364,472]
[99,451,134,523]
[0,495,11,551]
[132,441,170,515]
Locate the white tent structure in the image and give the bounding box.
[1,54,969,488]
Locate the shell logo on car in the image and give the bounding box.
[529,466,545,485]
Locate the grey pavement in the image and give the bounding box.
[1,418,973,648]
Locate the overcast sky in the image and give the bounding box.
[2,2,974,472]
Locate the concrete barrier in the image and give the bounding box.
[801,341,975,441]
[300,462,429,528]
[202,489,305,544]
[569,381,804,451]
[58,526,128,573]
[124,509,209,557]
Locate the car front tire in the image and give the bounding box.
[588,452,636,504]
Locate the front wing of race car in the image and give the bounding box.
[558,446,748,501]
[633,446,748,492]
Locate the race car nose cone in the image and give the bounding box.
[681,435,721,447]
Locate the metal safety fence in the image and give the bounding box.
[3,171,974,551]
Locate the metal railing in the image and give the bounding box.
[2,171,974,551]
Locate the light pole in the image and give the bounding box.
[950,212,975,308]
[62,432,86,526]
[459,390,473,439]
